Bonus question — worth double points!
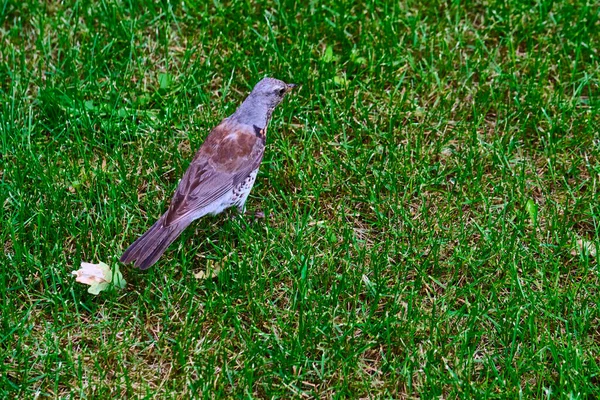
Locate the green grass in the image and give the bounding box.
[1,0,599,397]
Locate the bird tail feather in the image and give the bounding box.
[120,215,190,270]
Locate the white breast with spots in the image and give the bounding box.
[230,168,259,213]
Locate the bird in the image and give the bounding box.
[120,77,297,270]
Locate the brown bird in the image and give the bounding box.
[120,77,297,269]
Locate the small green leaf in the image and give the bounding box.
[333,76,348,86]
[88,281,110,295]
[327,231,337,244]
[158,73,173,90]
[300,263,308,280]
[111,264,127,289]
[525,199,538,225]
[84,100,95,111]
[116,108,135,118]
[322,46,334,63]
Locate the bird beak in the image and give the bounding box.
[286,83,298,92]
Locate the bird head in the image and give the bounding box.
[250,77,297,108]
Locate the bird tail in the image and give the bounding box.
[120,215,190,270]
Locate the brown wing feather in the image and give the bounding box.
[163,119,265,226]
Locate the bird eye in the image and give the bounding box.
[278,88,286,96]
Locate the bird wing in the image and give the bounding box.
[163,120,265,226]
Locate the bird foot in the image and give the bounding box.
[230,209,264,228]
[235,206,264,220]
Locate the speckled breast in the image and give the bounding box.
[231,169,259,205]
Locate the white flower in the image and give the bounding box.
[72,261,126,295]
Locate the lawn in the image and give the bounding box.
[1,0,599,397]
